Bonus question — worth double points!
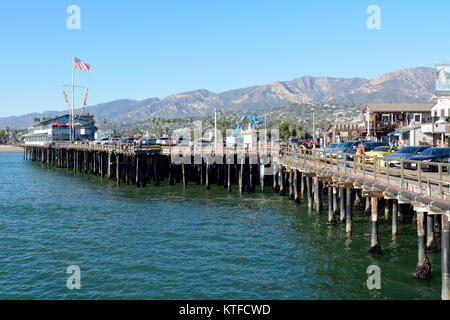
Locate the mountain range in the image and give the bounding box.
[0,67,435,129]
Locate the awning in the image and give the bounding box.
[387,130,410,137]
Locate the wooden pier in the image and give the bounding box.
[22,142,450,299]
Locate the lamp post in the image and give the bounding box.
[214,108,221,147]
[312,108,315,142]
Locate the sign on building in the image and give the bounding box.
[435,63,450,96]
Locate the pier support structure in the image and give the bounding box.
[414,210,432,280]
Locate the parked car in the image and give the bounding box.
[190,139,212,148]
[139,138,157,145]
[364,146,395,164]
[156,137,176,145]
[99,137,111,145]
[122,137,135,144]
[382,146,431,167]
[318,143,339,158]
[333,140,362,158]
[406,147,450,171]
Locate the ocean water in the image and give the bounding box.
[0,152,442,299]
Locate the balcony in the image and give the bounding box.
[421,120,450,134]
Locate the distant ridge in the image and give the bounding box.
[0,67,435,128]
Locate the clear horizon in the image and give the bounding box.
[1,0,449,117]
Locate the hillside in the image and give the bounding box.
[0,67,435,129]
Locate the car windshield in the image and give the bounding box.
[326,144,338,148]
[420,148,446,155]
[397,147,419,154]
[373,146,391,152]
[339,142,354,148]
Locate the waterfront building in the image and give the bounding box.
[420,98,450,146]
[24,114,97,145]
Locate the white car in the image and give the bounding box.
[99,137,111,145]
[156,137,176,145]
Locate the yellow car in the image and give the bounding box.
[364,146,396,164]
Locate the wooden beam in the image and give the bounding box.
[362,190,385,198]
[318,176,333,183]
[336,182,354,189]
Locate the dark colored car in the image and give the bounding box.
[407,147,450,171]
[123,137,135,144]
[363,141,389,152]
[384,146,431,167]
[140,138,157,145]
[324,143,339,152]
[334,140,375,157]
[333,140,360,155]
[288,138,299,146]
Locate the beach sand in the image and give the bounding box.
[0,145,23,152]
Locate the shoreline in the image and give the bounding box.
[0,145,23,152]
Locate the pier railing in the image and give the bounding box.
[280,147,450,202]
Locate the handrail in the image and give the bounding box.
[280,146,450,201]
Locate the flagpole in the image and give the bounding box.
[71,55,75,142]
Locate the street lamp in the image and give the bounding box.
[214,108,221,146]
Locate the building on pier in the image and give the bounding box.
[327,104,433,145]
[23,114,97,145]
[360,103,433,142]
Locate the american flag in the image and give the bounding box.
[73,57,91,72]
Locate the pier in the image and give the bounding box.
[22,142,450,299]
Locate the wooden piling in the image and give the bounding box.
[313,177,320,214]
[364,197,371,216]
[384,199,390,219]
[279,165,285,196]
[227,163,231,192]
[307,176,313,211]
[273,165,279,192]
[182,162,187,188]
[293,170,299,203]
[116,153,120,185]
[392,199,398,237]
[327,186,336,225]
[369,197,381,254]
[205,160,210,190]
[426,213,438,253]
[239,159,244,195]
[332,187,338,218]
[346,188,352,237]
[339,188,345,223]
[288,169,294,200]
[414,211,432,279]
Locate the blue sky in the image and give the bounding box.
[0,0,449,117]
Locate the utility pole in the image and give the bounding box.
[214,108,221,147]
[312,108,315,142]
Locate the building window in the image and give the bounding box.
[414,114,421,123]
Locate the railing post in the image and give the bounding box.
[386,159,389,183]
[418,161,422,193]
[400,159,404,188]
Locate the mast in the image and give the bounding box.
[71,55,75,142]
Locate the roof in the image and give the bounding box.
[367,103,433,113]
[431,99,450,110]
